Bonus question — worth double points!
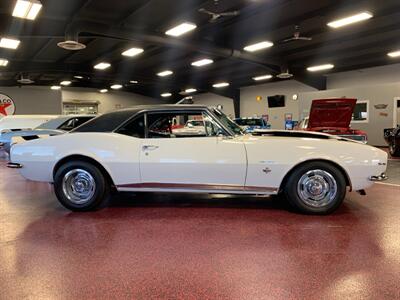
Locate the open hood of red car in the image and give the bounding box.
[308,98,357,129]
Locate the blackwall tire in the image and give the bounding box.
[284,162,346,215]
[54,161,111,211]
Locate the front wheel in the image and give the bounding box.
[284,162,347,215]
[54,161,111,211]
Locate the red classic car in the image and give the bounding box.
[297,98,368,143]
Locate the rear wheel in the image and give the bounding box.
[284,162,346,215]
[54,161,111,211]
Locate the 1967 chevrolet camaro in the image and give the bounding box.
[8,105,388,214]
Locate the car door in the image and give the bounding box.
[139,110,247,191]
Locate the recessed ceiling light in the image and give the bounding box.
[60,80,71,86]
[388,50,400,58]
[166,22,197,37]
[93,62,111,70]
[99,89,108,93]
[191,59,214,67]
[122,47,144,57]
[51,85,61,90]
[253,74,273,81]
[307,64,335,72]
[244,41,274,52]
[327,12,373,28]
[0,38,20,50]
[185,88,197,93]
[161,93,172,97]
[130,80,138,84]
[0,59,9,67]
[12,0,43,20]
[74,75,83,79]
[111,84,123,90]
[213,82,230,88]
[157,70,173,77]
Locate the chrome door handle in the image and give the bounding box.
[142,145,159,151]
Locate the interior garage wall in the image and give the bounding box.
[240,81,317,129]
[192,93,235,117]
[327,63,400,89]
[62,88,163,114]
[0,86,62,114]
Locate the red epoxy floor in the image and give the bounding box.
[1,159,400,299]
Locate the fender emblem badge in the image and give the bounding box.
[262,167,271,174]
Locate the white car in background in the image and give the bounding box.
[8,105,388,215]
[0,115,94,154]
[0,115,58,134]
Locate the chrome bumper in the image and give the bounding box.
[7,162,23,169]
[369,173,388,182]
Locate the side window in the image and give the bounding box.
[147,111,225,139]
[74,117,93,128]
[352,100,369,123]
[58,118,76,131]
[117,114,145,138]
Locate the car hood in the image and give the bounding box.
[250,129,365,144]
[308,98,356,129]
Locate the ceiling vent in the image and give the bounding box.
[57,40,86,51]
[277,68,294,79]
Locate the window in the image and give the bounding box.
[212,108,243,135]
[63,103,98,115]
[117,114,145,138]
[58,117,93,131]
[147,111,224,139]
[352,100,369,123]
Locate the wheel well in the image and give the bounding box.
[53,155,116,188]
[279,159,352,192]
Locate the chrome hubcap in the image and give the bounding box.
[62,169,96,204]
[297,169,337,208]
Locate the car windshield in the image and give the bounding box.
[212,108,243,135]
[235,118,263,126]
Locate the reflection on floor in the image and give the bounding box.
[383,160,400,185]
[0,155,399,299]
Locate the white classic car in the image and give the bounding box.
[0,115,58,135]
[0,115,94,154]
[8,105,388,214]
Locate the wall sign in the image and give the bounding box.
[0,93,16,116]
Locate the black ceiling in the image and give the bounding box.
[0,0,400,100]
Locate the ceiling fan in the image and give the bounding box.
[280,25,312,44]
[17,74,34,84]
[198,7,240,23]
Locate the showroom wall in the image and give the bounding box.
[0,86,62,114]
[192,93,235,117]
[240,81,317,129]
[62,88,164,114]
[0,86,164,115]
[327,63,400,89]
